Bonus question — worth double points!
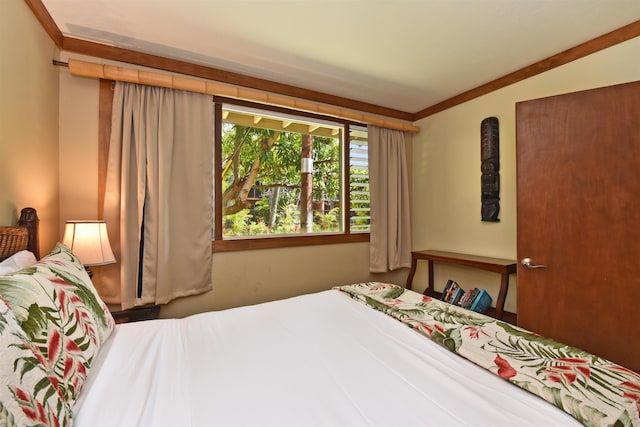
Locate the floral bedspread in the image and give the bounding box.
[335,282,640,427]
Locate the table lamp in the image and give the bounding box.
[62,220,116,278]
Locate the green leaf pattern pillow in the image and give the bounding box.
[0,296,73,426]
[0,243,115,407]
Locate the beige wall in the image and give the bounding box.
[411,36,640,313]
[162,242,404,317]
[0,0,60,253]
[58,68,100,225]
[164,247,404,317]
[57,54,407,317]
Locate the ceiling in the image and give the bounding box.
[41,0,640,114]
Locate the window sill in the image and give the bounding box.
[212,233,369,252]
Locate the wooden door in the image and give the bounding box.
[516,81,640,373]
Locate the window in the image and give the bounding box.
[213,100,369,250]
[349,126,370,233]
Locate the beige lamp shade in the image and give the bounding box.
[62,220,116,266]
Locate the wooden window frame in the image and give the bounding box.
[213,98,369,252]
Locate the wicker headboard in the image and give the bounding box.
[0,207,40,261]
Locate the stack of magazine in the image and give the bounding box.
[441,280,492,314]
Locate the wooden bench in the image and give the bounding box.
[406,250,517,321]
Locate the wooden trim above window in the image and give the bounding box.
[213,233,370,253]
[69,59,419,133]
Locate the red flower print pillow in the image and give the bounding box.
[0,297,73,426]
[0,243,115,407]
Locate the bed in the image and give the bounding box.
[1,208,639,427]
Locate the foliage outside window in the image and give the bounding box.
[215,102,369,246]
[349,126,370,233]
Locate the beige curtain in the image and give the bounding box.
[102,82,213,309]
[368,126,412,272]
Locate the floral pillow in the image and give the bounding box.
[0,297,73,426]
[0,243,115,406]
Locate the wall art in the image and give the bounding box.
[481,117,500,222]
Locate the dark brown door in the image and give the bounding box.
[516,81,640,373]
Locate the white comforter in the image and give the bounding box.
[74,290,578,426]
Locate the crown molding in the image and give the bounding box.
[414,19,640,120]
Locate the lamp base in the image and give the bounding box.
[85,266,94,279]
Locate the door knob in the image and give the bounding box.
[521,258,546,269]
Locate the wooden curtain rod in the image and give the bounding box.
[62,58,420,133]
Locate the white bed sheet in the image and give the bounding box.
[74,290,579,426]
